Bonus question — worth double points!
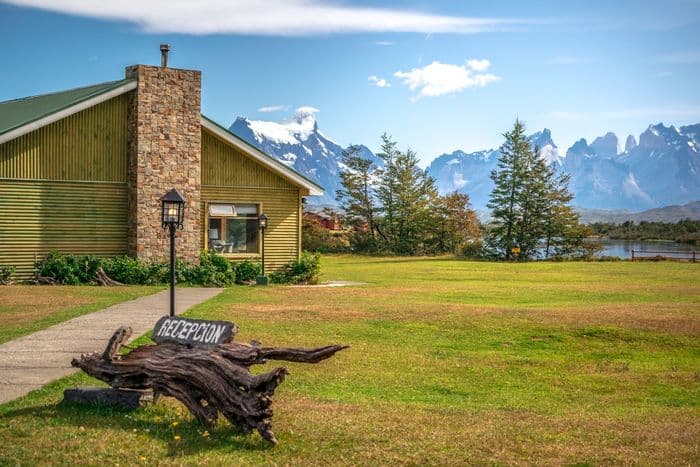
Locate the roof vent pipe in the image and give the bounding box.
[160,44,170,67]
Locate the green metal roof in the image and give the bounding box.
[0,79,135,137]
[0,78,323,194]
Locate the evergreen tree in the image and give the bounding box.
[390,148,438,254]
[487,119,530,259]
[336,145,381,248]
[376,133,401,249]
[488,120,589,260]
[515,145,550,259]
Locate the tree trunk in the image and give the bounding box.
[72,326,347,445]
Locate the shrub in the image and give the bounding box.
[102,256,153,284]
[0,265,15,284]
[191,250,236,287]
[234,260,261,283]
[34,251,237,287]
[270,252,321,285]
[36,252,102,285]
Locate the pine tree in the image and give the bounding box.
[540,169,585,258]
[390,148,438,254]
[336,145,380,248]
[376,133,400,249]
[487,119,530,259]
[515,145,550,259]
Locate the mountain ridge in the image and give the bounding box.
[228,109,699,215]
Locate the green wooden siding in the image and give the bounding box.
[202,128,301,270]
[0,94,128,182]
[0,93,129,279]
[202,130,297,189]
[0,180,128,278]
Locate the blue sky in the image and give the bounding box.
[1,0,699,166]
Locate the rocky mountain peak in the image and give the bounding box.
[590,132,619,158]
[625,134,638,152]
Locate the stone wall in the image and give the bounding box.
[126,65,202,263]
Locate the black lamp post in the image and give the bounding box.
[160,188,185,317]
[258,213,268,274]
[256,213,268,285]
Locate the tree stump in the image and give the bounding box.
[71,326,347,445]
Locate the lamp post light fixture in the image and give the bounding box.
[160,188,186,317]
[257,213,269,285]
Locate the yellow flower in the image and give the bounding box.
[154,416,161,422]
[174,435,181,441]
[139,456,147,462]
[171,421,179,427]
[202,431,210,437]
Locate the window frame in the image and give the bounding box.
[204,201,263,258]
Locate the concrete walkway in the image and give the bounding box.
[0,287,223,405]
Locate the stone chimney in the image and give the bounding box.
[125,63,202,263]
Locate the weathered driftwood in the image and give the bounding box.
[72,326,347,445]
[95,267,124,287]
[27,275,57,285]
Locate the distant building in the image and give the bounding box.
[0,51,323,278]
[303,211,343,231]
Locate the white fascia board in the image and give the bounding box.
[201,118,324,196]
[0,81,137,145]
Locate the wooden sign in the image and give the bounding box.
[153,316,237,346]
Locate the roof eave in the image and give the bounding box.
[0,80,137,145]
[201,116,324,196]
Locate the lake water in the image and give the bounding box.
[588,239,698,259]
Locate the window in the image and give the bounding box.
[207,203,260,254]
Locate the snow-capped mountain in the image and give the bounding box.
[229,110,699,213]
[427,129,562,210]
[229,107,381,206]
[429,123,700,211]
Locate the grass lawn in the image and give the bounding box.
[0,285,162,344]
[0,256,698,464]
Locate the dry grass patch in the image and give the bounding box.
[0,285,161,344]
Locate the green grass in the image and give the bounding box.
[0,285,162,344]
[0,256,698,464]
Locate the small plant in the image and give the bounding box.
[0,265,15,284]
[234,260,261,283]
[35,252,102,285]
[192,250,236,287]
[102,255,153,284]
[270,252,321,285]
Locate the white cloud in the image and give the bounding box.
[368,75,391,88]
[466,59,491,72]
[4,0,525,35]
[656,71,673,78]
[375,41,395,46]
[257,105,288,113]
[394,60,499,100]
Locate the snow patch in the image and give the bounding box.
[447,158,460,165]
[452,172,468,189]
[538,144,562,166]
[622,173,654,204]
